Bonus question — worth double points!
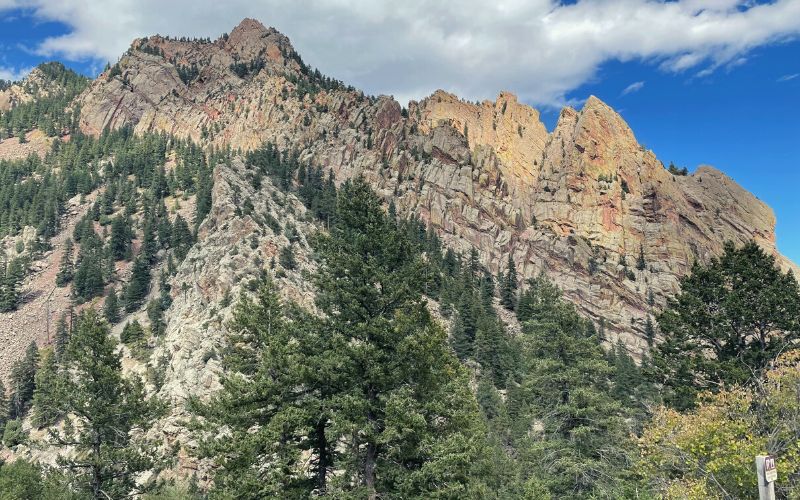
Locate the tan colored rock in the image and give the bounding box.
[68,19,798,358]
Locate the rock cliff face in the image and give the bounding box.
[73,18,796,355]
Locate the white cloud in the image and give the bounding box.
[621,81,645,96]
[0,65,32,82]
[1,0,799,107]
[778,73,799,82]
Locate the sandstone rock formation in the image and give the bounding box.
[72,18,796,356]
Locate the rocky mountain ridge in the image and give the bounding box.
[0,18,794,380]
[70,18,796,355]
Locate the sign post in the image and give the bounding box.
[755,455,777,500]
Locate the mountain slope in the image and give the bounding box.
[73,18,796,354]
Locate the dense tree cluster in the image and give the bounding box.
[0,62,88,139]
[194,179,502,497]
[651,241,800,410]
[1,118,797,499]
[176,63,199,84]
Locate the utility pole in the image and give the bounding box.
[755,455,777,500]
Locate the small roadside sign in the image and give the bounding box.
[765,455,777,483]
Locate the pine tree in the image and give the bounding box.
[0,258,24,312]
[31,348,63,428]
[109,216,132,261]
[104,288,120,324]
[50,310,162,498]
[610,340,640,404]
[636,244,646,271]
[278,243,297,270]
[120,320,145,346]
[56,238,75,286]
[72,252,104,301]
[8,342,39,419]
[652,241,800,410]
[500,254,518,310]
[141,212,159,263]
[474,313,518,387]
[452,289,477,358]
[170,214,192,261]
[644,315,655,347]
[450,312,471,360]
[195,180,493,498]
[0,379,8,433]
[124,256,150,312]
[507,276,634,498]
[54,313,70,360]
[147,299,166,336]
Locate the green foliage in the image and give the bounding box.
[49,310,164,498]
[500,254,518,310]
[109,216,133,260]
[147,298,166,336]
[0,62,88,139]
[8,341,38,419]
[278,243,296,270]
[505,277,635,498]
[170,213,193,260]
[31,348,64,428]
[652,241,800,410]
[121,319,145,346]
[0,257,25,312]
[640,351,800,498]
[195,179,494,497]
[636,243,646,271]
[667,162,689,175]
[176,63,199,84]
[0,380,7,434]
[104,287,120,324]
[1,419,26,447]
[0,460,43,500]
[125,255,151,311]
[53,313,70,360]
[56,238,74,286]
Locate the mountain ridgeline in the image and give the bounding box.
[0,17,798,499]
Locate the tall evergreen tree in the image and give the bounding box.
[147,299,166,336]
[104,288,121,324]
[56,238,75,286]
[54,313,70,360]
[31,348,63,428]
[644,315,655,347]
[508,276,634,498]
[50,310,162,498]
[278,243,297,270]
[170,214,192,261]
[500,254,518,310]
[124,256,150,312]
[0,379,8,434]
[109,216,132,261]
[636,244,646,271]
[0,258,24,312]
[195,179,494,498]
[652,241,800,410]
[8,342,39,419]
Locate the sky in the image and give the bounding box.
[0,0,798,263]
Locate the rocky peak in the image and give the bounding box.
[412,89,548,186]
[70,19,796,356]
[224,17,295,63]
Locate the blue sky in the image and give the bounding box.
[0,2,798,263]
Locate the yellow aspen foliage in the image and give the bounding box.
[639,352,800,499]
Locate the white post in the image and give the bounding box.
[755,455,776,500]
